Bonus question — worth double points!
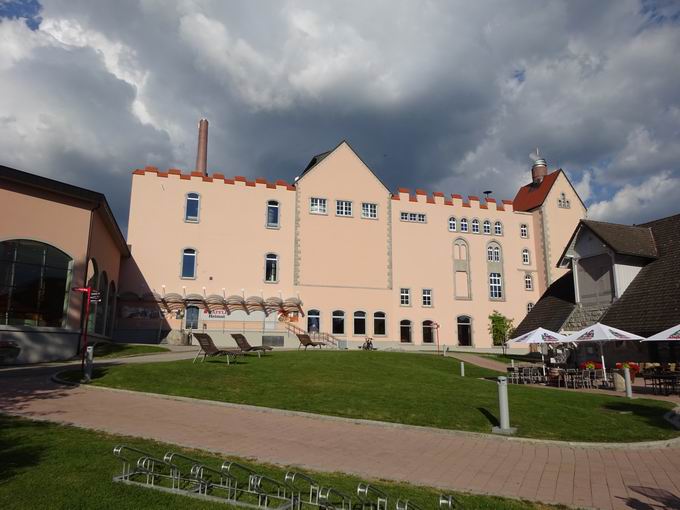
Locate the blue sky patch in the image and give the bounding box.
[0,0,42,30]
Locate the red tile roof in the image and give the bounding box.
[512,170,561,212]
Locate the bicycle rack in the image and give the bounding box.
[318,486,353,509]
[438,494,458,508]
[357,482,388,509]
[396,499,425,510]
[284,471,321,508]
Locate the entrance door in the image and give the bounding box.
[457,315,472,346]
[185,306,199,330]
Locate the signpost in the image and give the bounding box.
[72,286,99,373]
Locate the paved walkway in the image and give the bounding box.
[1,356,680,509]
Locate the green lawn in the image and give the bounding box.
[0,415,563,510]
[93,342,169,359]
[64,351,678,442]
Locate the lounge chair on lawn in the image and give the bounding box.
[297,333,326,350]
[231,333,273,357]
[192,333,243,365]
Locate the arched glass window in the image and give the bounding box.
[483,220,491,234]
[527,302,534,313]
[307,309,320,332]
[493,246,501,262]
[185,192,200,222]
[522,249,530,265]
[525,273,533,290]
[494,221,503,235]
[487,245,494,262]
[353,311,366,335]
[332,310,345,335]
[457,315,472,346]
[520,223,528,238]
[266,200,280,228]
[400,320,412,343]
[105,281,116,337]
[471,219,480,234]
[422,320,435,343]
[0,240,73,327]
[373,312,386,336]
[95,271,108,334]
[487,242,501,262]
[448,217,456,232]
[181,249,196,278]
[265,253,278,282]
[460,218,468,232]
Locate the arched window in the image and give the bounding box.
[522,248,531,265]
[353,311,366,335]
[483,220,491,234]
[494,221,503,235]
[95,271,108,334]
[266,200,280,228]
[307,309,320,332]
[105,281,116,337]
[525,273,533,291]
[181,249,196,279]
[265,253,278,282]
[422,320,435,343]
[332,310,345,335]
[185,192,200,222]
[527,302,534,313]
[487,242,501,262]
[487,245,494,262]
[460,218,468,233]
[453,238,471,300]
[558,192,571,209]
[185,305,199,329]
[373,312,386,336]
[0,240,73,327]
[457,315,472,346]
[400,320,412,343]
[520,223,528,238]
[448,217,456,232]
[471,219,480,234]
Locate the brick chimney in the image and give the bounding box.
[195,118,208,175]
[531,157,547,184]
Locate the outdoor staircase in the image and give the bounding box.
[284,322,342,348]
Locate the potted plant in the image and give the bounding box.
[615,362,640,383]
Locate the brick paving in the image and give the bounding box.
[1,359,680,509]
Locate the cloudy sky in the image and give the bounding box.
[1,0,679,233]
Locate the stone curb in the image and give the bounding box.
[52,370,680,450]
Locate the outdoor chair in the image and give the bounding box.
[506,367,520,384]
[230,333,273,358]
[297,333,326,350]
[192,333,243,365]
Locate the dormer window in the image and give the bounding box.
[558,192,571,209]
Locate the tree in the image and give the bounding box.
[488,311,514,350]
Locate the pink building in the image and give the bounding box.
[120,128,586,350]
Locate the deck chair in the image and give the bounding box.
[230,334,273,357]
[297,333,326,350]
[192,333,243,365]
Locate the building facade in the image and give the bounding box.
[121,139,585,349]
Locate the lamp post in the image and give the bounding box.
[72,286,98,373]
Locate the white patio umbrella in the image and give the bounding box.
[506,328,566,374]
[560,323,644,379]
[642,324,680,342]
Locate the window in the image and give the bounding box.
[266,200,280,228]
[522,249,530,265]
[373,312,386,335]
[520,223,528,238]
[400,288,411,306]
[489,272,503,299]
[361,202,378,219]
[422,320,435,343]
[181,248,196,278]
[310,197,327,214]
[494,221,503,235]
[527,302,534,313]
[448,217,456,231]
[457,315,472,346]
[332,310,345,335]
[336,200,352,217]
[487,243,501,262]
[185,193,200,222]
[460,218,468,232]
[185,305,199,329]
[400,320,412,343]
[525,273,533,290]
[483,220,491,234]
[558,192,571,209]
[265,253,278,282]
[472,219,480,234]
[401,212,426,223]
[422,289,432,307]
[0,239,73,327]
[307,309,320,332]
[353,311,366,335]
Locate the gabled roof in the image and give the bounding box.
[513,273,576,337]
[301,151,332,177]
[0,164,130,256]
[582,220,657,259]
[512,170,561,212]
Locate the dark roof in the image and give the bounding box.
[512,170,561,212]
[600,213,680,336]
[513,272,576,336]
[582,219,657,259]
[300,151,332,177]
[0,164,129,256]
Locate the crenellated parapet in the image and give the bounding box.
[131,166,296,191]
[390,187,514,212]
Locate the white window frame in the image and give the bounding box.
[353,310,367,335]
[471,219,480,234]
[264,253,279,283]
[494,221,503,236]
[522,249,531,265]
[185,192,200,223]
[266,200,280,228]
[483,220,491,234]
[448,217,456,231]
[400,288,411,306]
[332,310,345,335]
[373,311,387,336]
[460,218,468,232]
[336,200,353,217]
[520,223,528,238]
[181,248,197,279]
[361,202,378,219]
[422,288,432,307]
[525,273,533,290]
[400,212,426,223]
[489,272,503,299]
[310,197,327,215]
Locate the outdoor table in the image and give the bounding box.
[645,372,680,395]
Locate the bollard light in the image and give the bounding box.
[460,361,465,377]
[83,345,94,383]
[623,366,633,399]
[492,376,517,435]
